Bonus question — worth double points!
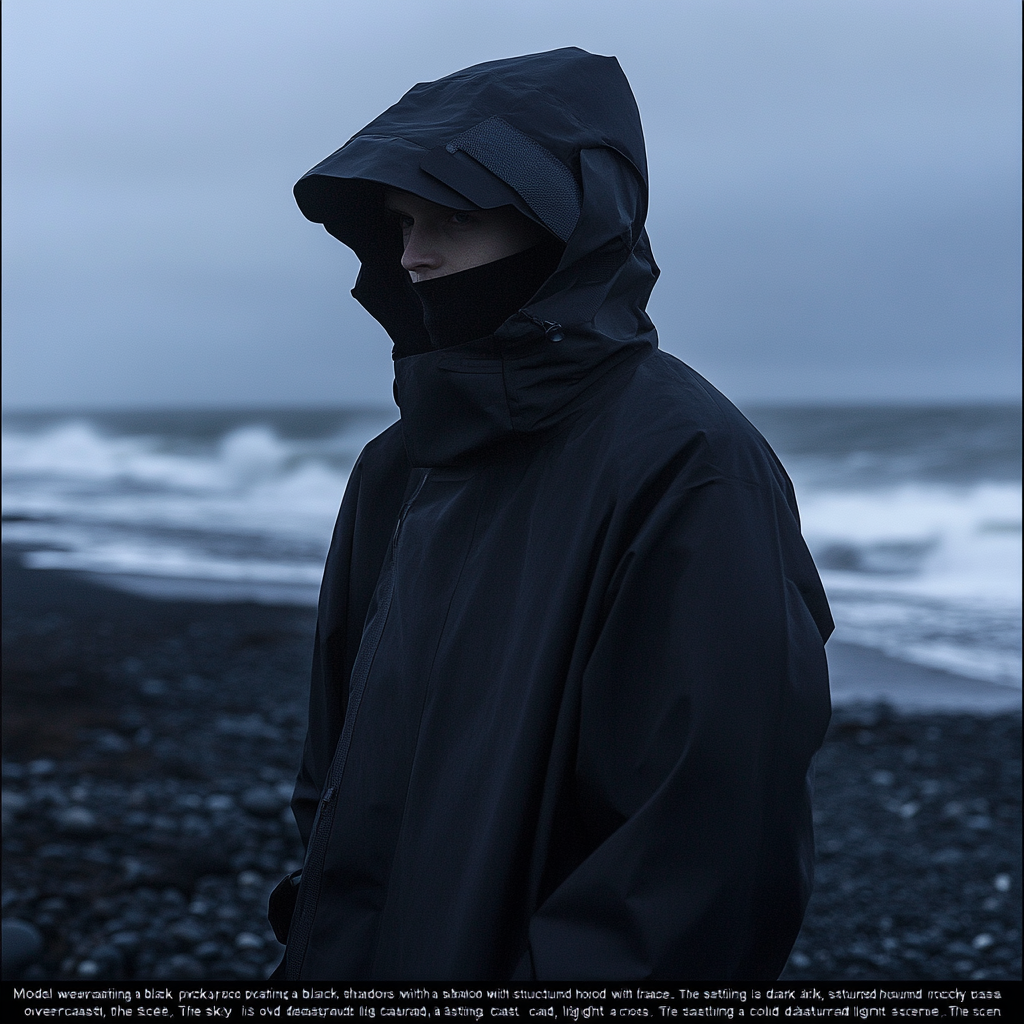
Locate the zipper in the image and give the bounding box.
[518,311,565,343]
[285,472,428,978]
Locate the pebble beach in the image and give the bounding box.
[2,552,1020,982]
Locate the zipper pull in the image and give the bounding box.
[516,312,565,342]
[321,786,335,807]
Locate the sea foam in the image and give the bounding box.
[3,408,1020,685]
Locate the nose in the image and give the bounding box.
[400,224,443,277]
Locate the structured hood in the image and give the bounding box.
[294,47,661,467]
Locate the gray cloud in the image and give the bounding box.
[2,0,1020,408]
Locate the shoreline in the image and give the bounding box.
[6,545,1019,713]
[2,551,1020,981]
[826,641,1020,714]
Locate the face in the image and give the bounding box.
[384,189,546,282]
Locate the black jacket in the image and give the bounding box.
[279,47,833,981]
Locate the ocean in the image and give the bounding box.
[2,404,1020,688]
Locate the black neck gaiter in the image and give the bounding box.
[411,239,562,350]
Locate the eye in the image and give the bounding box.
[449,212,475,226]
[386,209,413,230]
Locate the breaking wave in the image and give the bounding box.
[2,406,1020,686]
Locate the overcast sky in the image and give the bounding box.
[2,0,1020,410]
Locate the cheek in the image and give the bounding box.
[474,233,524,265]
[441,238,496,273]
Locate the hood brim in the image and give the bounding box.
[294,134,539,224]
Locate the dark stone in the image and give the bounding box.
[2,919,44,978]
[241,786,286,817]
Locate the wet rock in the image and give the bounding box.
[109,931,142,954]
[241,786,287,817]
[781,709,1021,981]
[81,943,124,977]
[168,917,206,945]
[216,714,281,740]
[75,959,101,978]
[92,731,132,754]
[2,919,44,978]
[2,789,28,827]
[54,806,99,834]
[235,931,265,950]
[153,953,204,979]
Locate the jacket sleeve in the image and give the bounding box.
[290,455,366,849]
[520,468,832,981]
[291,424,413,847]
[269,455,365,947]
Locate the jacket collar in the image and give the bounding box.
[394,318,654,467]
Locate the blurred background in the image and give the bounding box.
[3,0,1021,408]
[2,0,1021,984]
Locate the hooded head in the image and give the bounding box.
[294,47,660,466]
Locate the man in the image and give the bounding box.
[270,47,833,981]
